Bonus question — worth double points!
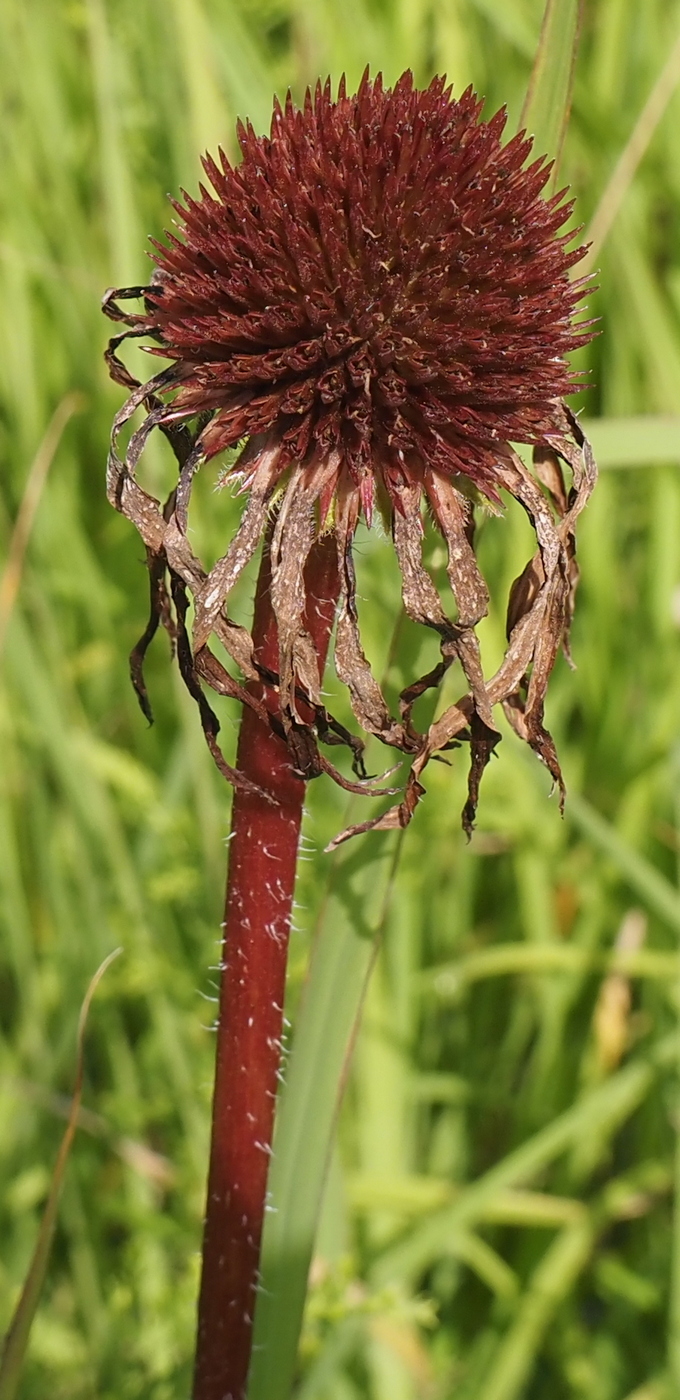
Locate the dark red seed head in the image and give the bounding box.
[142,70,592,509]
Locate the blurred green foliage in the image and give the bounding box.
[1,0,680,1397]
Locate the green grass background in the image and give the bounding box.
[2,1,680,1397]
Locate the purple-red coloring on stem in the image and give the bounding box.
[192,533,339,1400]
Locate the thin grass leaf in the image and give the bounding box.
[86,0,142,284]
[583,415,680,467]
[449,1231,519,1300]
[424,941,680,997]
[520,0,582,175]
[583,27,680,271]
[0,393,83,656]
[249,833,403,1400]
[371,1029,679,1287]
[0,947,121,1400]
[348,1177,585,1225]
[476,1219,594,1400]
[566,792,680,935]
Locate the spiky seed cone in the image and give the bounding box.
[104,69,597,837]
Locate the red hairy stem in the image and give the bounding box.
[192,530,340,1400]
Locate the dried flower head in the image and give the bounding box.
[104,70,596,843]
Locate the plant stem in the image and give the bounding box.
[192,528,340,1400]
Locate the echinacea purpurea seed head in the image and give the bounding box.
[104,69,597,842]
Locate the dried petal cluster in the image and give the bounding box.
[104,70,596,841]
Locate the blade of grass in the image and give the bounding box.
[583,27,680,272]
[669,750,680,1392]
[248,831,403,1400]
[371,1028,679,1287]
[581,416,680,467]
[3,1077,176,1188]
[0,393,83,658]
[566,791,680,936]
[476,1218,594,1400]
[478,1157,676,1399]
[170,0,232,160]
[347,1176,584,1226]
[449,1231,519,1301]
[86,0,141,284]
[519,0,582,176]
[611,216,680,411]
[0,947,121,1400]
[424,942,680,998]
